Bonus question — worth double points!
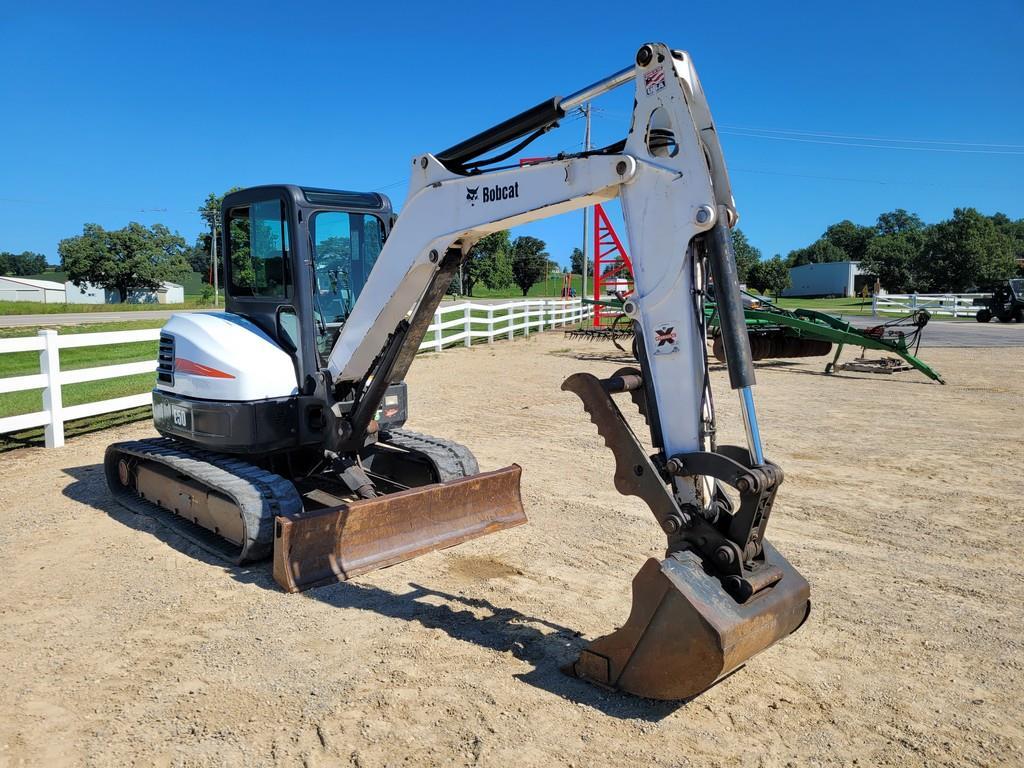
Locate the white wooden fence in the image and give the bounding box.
[0,328,160,448]
[872,293,987,318]
[419,298,590,351]
[0,299,591,449]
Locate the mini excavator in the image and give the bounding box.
[107,43,811,701]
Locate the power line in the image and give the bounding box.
[587,107,1024,155]
[718,124,1024,150]
[719,129,1024,156]
[729,165,1022,191]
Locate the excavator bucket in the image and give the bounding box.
[572,542,810,700]
[273,465,526,592]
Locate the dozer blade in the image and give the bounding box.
[572,541,810,700]
[273,465,526,592]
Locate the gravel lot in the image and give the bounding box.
[1,332,1021,767]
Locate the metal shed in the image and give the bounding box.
[782,261,871,298]
[0,276,66,303]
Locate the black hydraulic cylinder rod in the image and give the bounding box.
[706,206,756,391]
[436,97,565,169]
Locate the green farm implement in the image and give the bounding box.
[571,296,944,384]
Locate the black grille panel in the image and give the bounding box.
[157,334,175,385]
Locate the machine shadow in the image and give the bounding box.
[61,462,686,721]
[756,363,937,386]
[306,580,686,721]
[61,463,277,588]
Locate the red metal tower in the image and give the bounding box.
[592,203,635,326]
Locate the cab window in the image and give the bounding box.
[227,199,291,297]
[311,212,384,324]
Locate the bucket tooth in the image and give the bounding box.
[273,465,526,592]
[572,542,810,700]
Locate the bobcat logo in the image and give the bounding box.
[466,187,479,203]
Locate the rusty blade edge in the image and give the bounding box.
[272,465,527,593]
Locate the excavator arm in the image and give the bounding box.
[307,43,810,700]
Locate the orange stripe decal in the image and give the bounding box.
[175,358,235,379]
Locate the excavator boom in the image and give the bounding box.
[314,42,811,699]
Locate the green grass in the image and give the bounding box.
[0,320,163,419]
[453,274,587,300]
[767,297,876,316]
[0,297,220,315]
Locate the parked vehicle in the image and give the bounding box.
[974,279,1024,323]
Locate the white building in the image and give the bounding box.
[782,261,871,298]
[126,282,185,304]
[64,281,111,304]
[0,276,66,303]
[63,281,186,304]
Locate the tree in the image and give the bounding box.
[786,238,847,267]
[876,209,924,236]
[0,251,48,276]
[191,188,243,281]
[730,229,761,282]
[199,188,242,230]
[918,208,1016,292]
[60,222,189,301]
[458,230,512,295]
[747,255,791,297]
[570,247,592,276]
[184,236,213,276]
[990,212,1024,275]
[860,231,924,293]
[823,220,875,262]
[510,235,548,296]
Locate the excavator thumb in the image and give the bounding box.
[273,466,526,592]
[562,370,810,700]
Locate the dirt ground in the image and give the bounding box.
[1,331,1022,767]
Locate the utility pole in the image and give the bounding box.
[581,103,592,302]
[211,213,219,307]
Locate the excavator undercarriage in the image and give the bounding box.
[106,430,526,576]
[106,42,813,702]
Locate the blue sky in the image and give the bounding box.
[1,1,1021,269]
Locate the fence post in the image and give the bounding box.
[911,293,918,311]
[487,307,494,344]
[951,295,958,318]
[39,329,64,448]
[871,294,878,317]
[434,308,443,352]
[524,303,529,338]
[463,304,472,348]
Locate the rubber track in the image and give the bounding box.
[105,438,302,564]
[106,431,478,564]
[379,428,479,481]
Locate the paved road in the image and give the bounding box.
[842,315,1024,347]
[0,308,221,327]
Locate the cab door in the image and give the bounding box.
[222,190,309,385]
